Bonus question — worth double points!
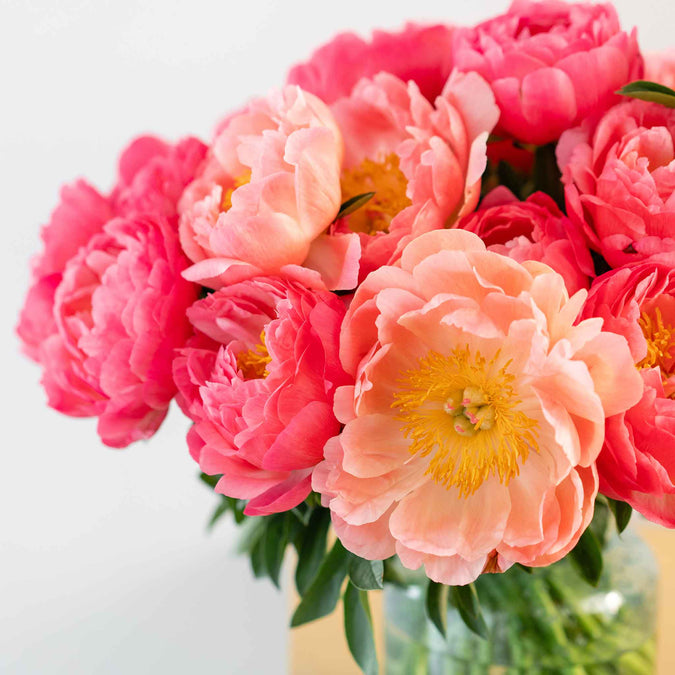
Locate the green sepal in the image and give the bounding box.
[617,80,675,108]
[291,539,350,627]
[426,580,449,637]
[337,192,375,218]
[348,556,384,591]
[343,582,379,675]
[570,526,604,587]
[449,584,489,640]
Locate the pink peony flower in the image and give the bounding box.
[580,261,675,526]
[287,23,454,104]
[559,100,675,268]
[17,135,206,446]
[178,86,343,289]
[452,0,643,145]
[306,71,499,288]
[173,277,349,516]
[313,229,641,585]
[458,187,594,294]
[644,49,675,90]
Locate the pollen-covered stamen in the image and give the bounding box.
[638,307,675,379]
[340,153,411,235]
[393,347,538,497]
[236,330,271,380]
[221,170,252,212]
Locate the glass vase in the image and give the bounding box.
[385,527,657,674]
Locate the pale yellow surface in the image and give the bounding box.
[290,525,675,674]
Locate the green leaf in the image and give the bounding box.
[250,535,266,579]
[570,526,604,587]
[264,514,289,588]
[607,498,633,534]
[291,539,350,627]
[343,582,378,675]
[207,498,230,529]
[337,192,375,218]
[617,80,675,108]
[449,584,489,640]
[348,556,384,591]
[295,508,331,596]
[236,516,266,555]
[426,580,449,637]
[199,472,220,489]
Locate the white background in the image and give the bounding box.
[1,1,673,673]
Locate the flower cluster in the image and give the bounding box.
[17,0,675,655]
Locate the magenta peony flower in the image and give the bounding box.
[305,70,499,288]
[178,86,343,290]
[458,187,594,294]
[580,261,675,526]
[287,23,454,104]
[452,0,642,145]
[173,277,349,516]
[559,100,675,268]
[313,230,641,585]
[17,136,206,447]
[644,49,675,90]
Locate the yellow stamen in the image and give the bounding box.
[638,307,675,376]
[392,347,538,497]
[340,153,411,235]
[236,331,271,380]
[221,170,252,212]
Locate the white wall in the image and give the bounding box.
[1,1,673,673]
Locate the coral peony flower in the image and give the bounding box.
[452,0,642,145]
[178,86,343,289]
[306,71,498,287]
[313,230,641,585]
[559,100,675,268]
[580,261,675,526]
[173,277,349,516]
[17,135,206,446]
[644,49,675,90]
[287,23,454,104]
[458,187,594,294]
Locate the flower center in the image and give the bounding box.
[221,170,252,211]
[340,153,411,235]
[236,331,271,380]
[392,347,538,497]
[638,307,675,379]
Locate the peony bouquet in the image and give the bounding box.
[17,0,675,672]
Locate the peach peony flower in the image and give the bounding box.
[17,135,206,446]
[305,71,499,287]
[458,187,594,294]
[287,23,454,104]
[559,100,675,268]
[644,49,675,90]
[452,0,642,145]
[173,277,349,516]
[580,261,675,526]
[178,86,343,289]
[313,230,641,585]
